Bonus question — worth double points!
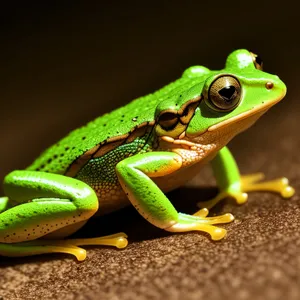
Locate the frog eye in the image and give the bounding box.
[250,52,263,70]
[207,75,241,111]
[158,112,178,130]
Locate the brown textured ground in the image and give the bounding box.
[0,2,300,300]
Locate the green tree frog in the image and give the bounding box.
[0,49,295,261]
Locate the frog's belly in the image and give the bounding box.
[93,152,216,216]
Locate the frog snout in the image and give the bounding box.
[264,76,287,98]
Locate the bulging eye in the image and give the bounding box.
[207,75,241,111]
[250,52,263,70]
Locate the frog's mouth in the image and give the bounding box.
[207,96,282,132]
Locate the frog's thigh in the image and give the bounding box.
[116,152,233,240]
[0,170,99,243]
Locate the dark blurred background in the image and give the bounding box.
[0,1,298,189]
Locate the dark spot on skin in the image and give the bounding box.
[4,223,9,227]
[24,229,27,231]
[54,155,58,159]
[103,124,107,127]
[72,146,76,150]
[37,225,39,227]
[82,136,86,140]
[13,233,16,235]
[121,120,124,122]
[60,153,64,157]
[47,158,52,163]
[40,165,45,169]
[65,147,70,151]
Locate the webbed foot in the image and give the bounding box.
[240,173,295,198]
[197,173,295,210]
[165,209,234,240]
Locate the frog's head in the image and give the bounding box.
[155,49,286,146]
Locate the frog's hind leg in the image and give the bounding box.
[0,232,128,261]
[0,170,128,260]
[0,240,88,261]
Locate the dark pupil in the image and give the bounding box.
[256,56,262,66]
[218,86,236,102]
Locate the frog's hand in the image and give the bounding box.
[116,152,234,241]
[0,171,128,261]
[197,146,295,210]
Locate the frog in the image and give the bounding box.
[0,49,295,261]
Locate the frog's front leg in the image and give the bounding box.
[197,146,295,210]
[116,152,234,241]
[0,171,127,261]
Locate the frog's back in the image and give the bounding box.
[27,69,208,175]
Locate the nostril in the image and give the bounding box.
[265,82,274,90]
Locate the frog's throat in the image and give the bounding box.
[160,95,283,154]
[207,96,282,132]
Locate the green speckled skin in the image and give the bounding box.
[0,49,295,260]
[27,74,203,174]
